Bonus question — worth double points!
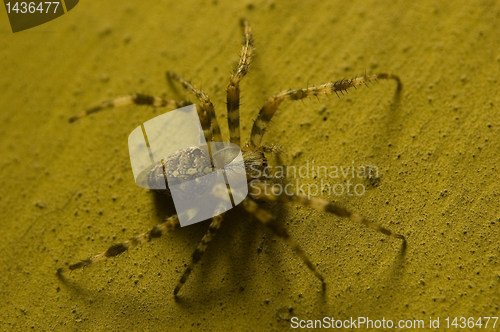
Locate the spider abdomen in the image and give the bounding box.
[147,146,213,195]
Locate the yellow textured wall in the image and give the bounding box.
[1,0,499,330]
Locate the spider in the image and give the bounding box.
[58,20,405,296]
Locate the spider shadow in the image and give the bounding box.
[165,71,191,103]
[311,233,407,318]
[151,191,177,219]
[358,81,408,300]
[385,237,407,285]
[357,238,407,311]
[57,270,102,299]
[374,82,404,149]
[172,202,293,307]
[388,83,403,122]
[56,268,172,327]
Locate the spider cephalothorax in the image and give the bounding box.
[59,20,405,296]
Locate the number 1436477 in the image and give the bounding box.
[444,317,497,329]
[5,2,60,14]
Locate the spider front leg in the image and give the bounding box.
[174,214,224,296]
[240,197,325,284]
[57,214,180,274]
[249,74,402,147]
[227,19,255,147]
[249,182,405,241]
[69,93,188,122]
[69,93,212,143]
[167,71,223,145]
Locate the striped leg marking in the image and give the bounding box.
[68,93,192,123]
[57,215,180,274]
[227,19,255,146]
[241,197,325,284]
[243,143,281,154]
[167,71,223,144]
[249,74,402,147]
[174,214,224,296]
[249,182,405,241]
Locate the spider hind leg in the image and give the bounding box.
[174,214,224,296]
[57,215,180,274]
